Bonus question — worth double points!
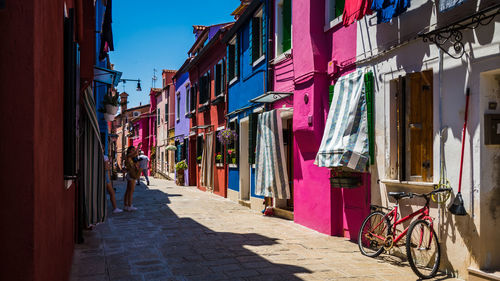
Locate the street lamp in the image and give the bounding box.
[119,78,142,91]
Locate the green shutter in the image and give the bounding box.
[364,72,375,165]
[248,113,259,164]
[251,17,259,63]
[335,0,344,18]
[282,0,292,52]
[328,84,334,106]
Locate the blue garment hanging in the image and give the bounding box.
[371,0,411,23]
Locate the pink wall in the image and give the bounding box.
[291,0,365,236]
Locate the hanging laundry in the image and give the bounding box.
[439,0,466,12]
[371,0,410,24]
[343,0,373,27]
[314,69,369,172]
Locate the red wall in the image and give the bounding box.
[0,1,76,280]
[189,38,227,198]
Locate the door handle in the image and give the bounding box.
[409,123,422,129]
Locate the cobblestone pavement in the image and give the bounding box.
[70,176,460,281]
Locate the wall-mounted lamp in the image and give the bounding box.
[120,78,142,91]
[304,93,309,104]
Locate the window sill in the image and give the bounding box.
[324,16,343,32]
[228,164,238,168]
[252,55,265,67]
[272,50,292,65]
[229,77,238,86]
[216,163,224,168]
[379,179,437,188]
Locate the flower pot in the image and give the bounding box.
[176,170,185,186]
[103,113,115,121]
[231,158,236,164]
[105,104,119,115]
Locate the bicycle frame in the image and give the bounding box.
[370,200,433,245]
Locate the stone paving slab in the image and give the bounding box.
[70,176,461,281]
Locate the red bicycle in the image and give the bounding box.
[357,187,452,279]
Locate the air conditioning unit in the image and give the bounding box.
[132,111,140,117]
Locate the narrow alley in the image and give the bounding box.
[70,177,459,281]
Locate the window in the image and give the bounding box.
[326,0,344,24]
[227,120,239,165]
[228,36,239,83]
[163,77,166,88]
[252,8,264,64]
[196,135,204,163]
[157,108,160,126]
[199,71,210,104]
[390,70,433,182]
[176,92,180,120]
[185,86,190,114]
[190,84,197,112]
[164,103,168,124]
[215,128,224,164]
[214,61,225,97]
[276,0,292,56]
[182,138,188,161]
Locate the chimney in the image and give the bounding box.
[120,92,129,113]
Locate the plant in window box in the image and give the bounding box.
[215,153,223,164]
[329,167,362,189]
[217,128,238,145]
[98,107,115,121]
[227,149,236,164]
[103,93,120,115]
[175,160,188,186]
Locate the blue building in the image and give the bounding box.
[223,0,269,210]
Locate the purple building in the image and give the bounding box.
[173,64,191,185]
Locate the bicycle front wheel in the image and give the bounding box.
[406,219,441,279]
[358,211,390,257]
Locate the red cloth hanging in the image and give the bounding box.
[342,0,373,26]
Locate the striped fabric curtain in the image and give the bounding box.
[314,69,369,172]
[80,86,107,227]
[200,132,214,189]
[255,110,290,199]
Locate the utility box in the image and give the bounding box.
[484,114,500,145]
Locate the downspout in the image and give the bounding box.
[267,0,274,93]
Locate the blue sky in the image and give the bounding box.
[109,0,237,108]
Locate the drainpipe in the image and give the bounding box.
[266,0,274,93]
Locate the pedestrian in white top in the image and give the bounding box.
[137,151,150,185]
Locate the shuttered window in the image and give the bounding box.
[327,0,345,22]
[196,135,203,162]
[227,120,239,165]
[365,72,375,165]
[176,92,180,120]
[190,84,197,112]
[215,61,224,97]
[215,130,224,164]
[199,71,210,104]
[182,138,188,160]
[185,86,190,114]
[248,113,259,164]
[394,70,433,182]
[251,8,264,64]
[282,0,292,53]
[228,36,238,82]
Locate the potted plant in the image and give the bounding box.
[215,153,223,166]
[227,149,236,164]
[175,160,188,186]
[217,128,238,145]
[98,107,115,121]
[197,156,202,165]
[103,93,120,115]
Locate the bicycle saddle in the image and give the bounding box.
[388,191,408,200]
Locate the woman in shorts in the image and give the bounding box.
[124,146,141,211]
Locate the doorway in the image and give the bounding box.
[274,115,293,211]
[188,135,197,186]
[239,118,250,201]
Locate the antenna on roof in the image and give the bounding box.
[152,68,158,88]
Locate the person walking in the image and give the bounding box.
[136,151,150,185]
[104,155,122,213]
[124,146,141,211]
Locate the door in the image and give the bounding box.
[239,118,250,201]
[188,136,197,185]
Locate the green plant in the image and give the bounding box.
[197,156,202,163]
[216,153,222,162]
[175,160,188,171]
[103,93,120,106]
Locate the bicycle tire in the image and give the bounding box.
[406,219,441,279]
[358,211,390,257]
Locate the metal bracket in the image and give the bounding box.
[420,4,500,59]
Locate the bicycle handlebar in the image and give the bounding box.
[408,187,452,199]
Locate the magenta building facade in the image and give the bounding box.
[289,0,370,238]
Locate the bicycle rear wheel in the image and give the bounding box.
[358,211,390,257]
[406,219,441,279]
